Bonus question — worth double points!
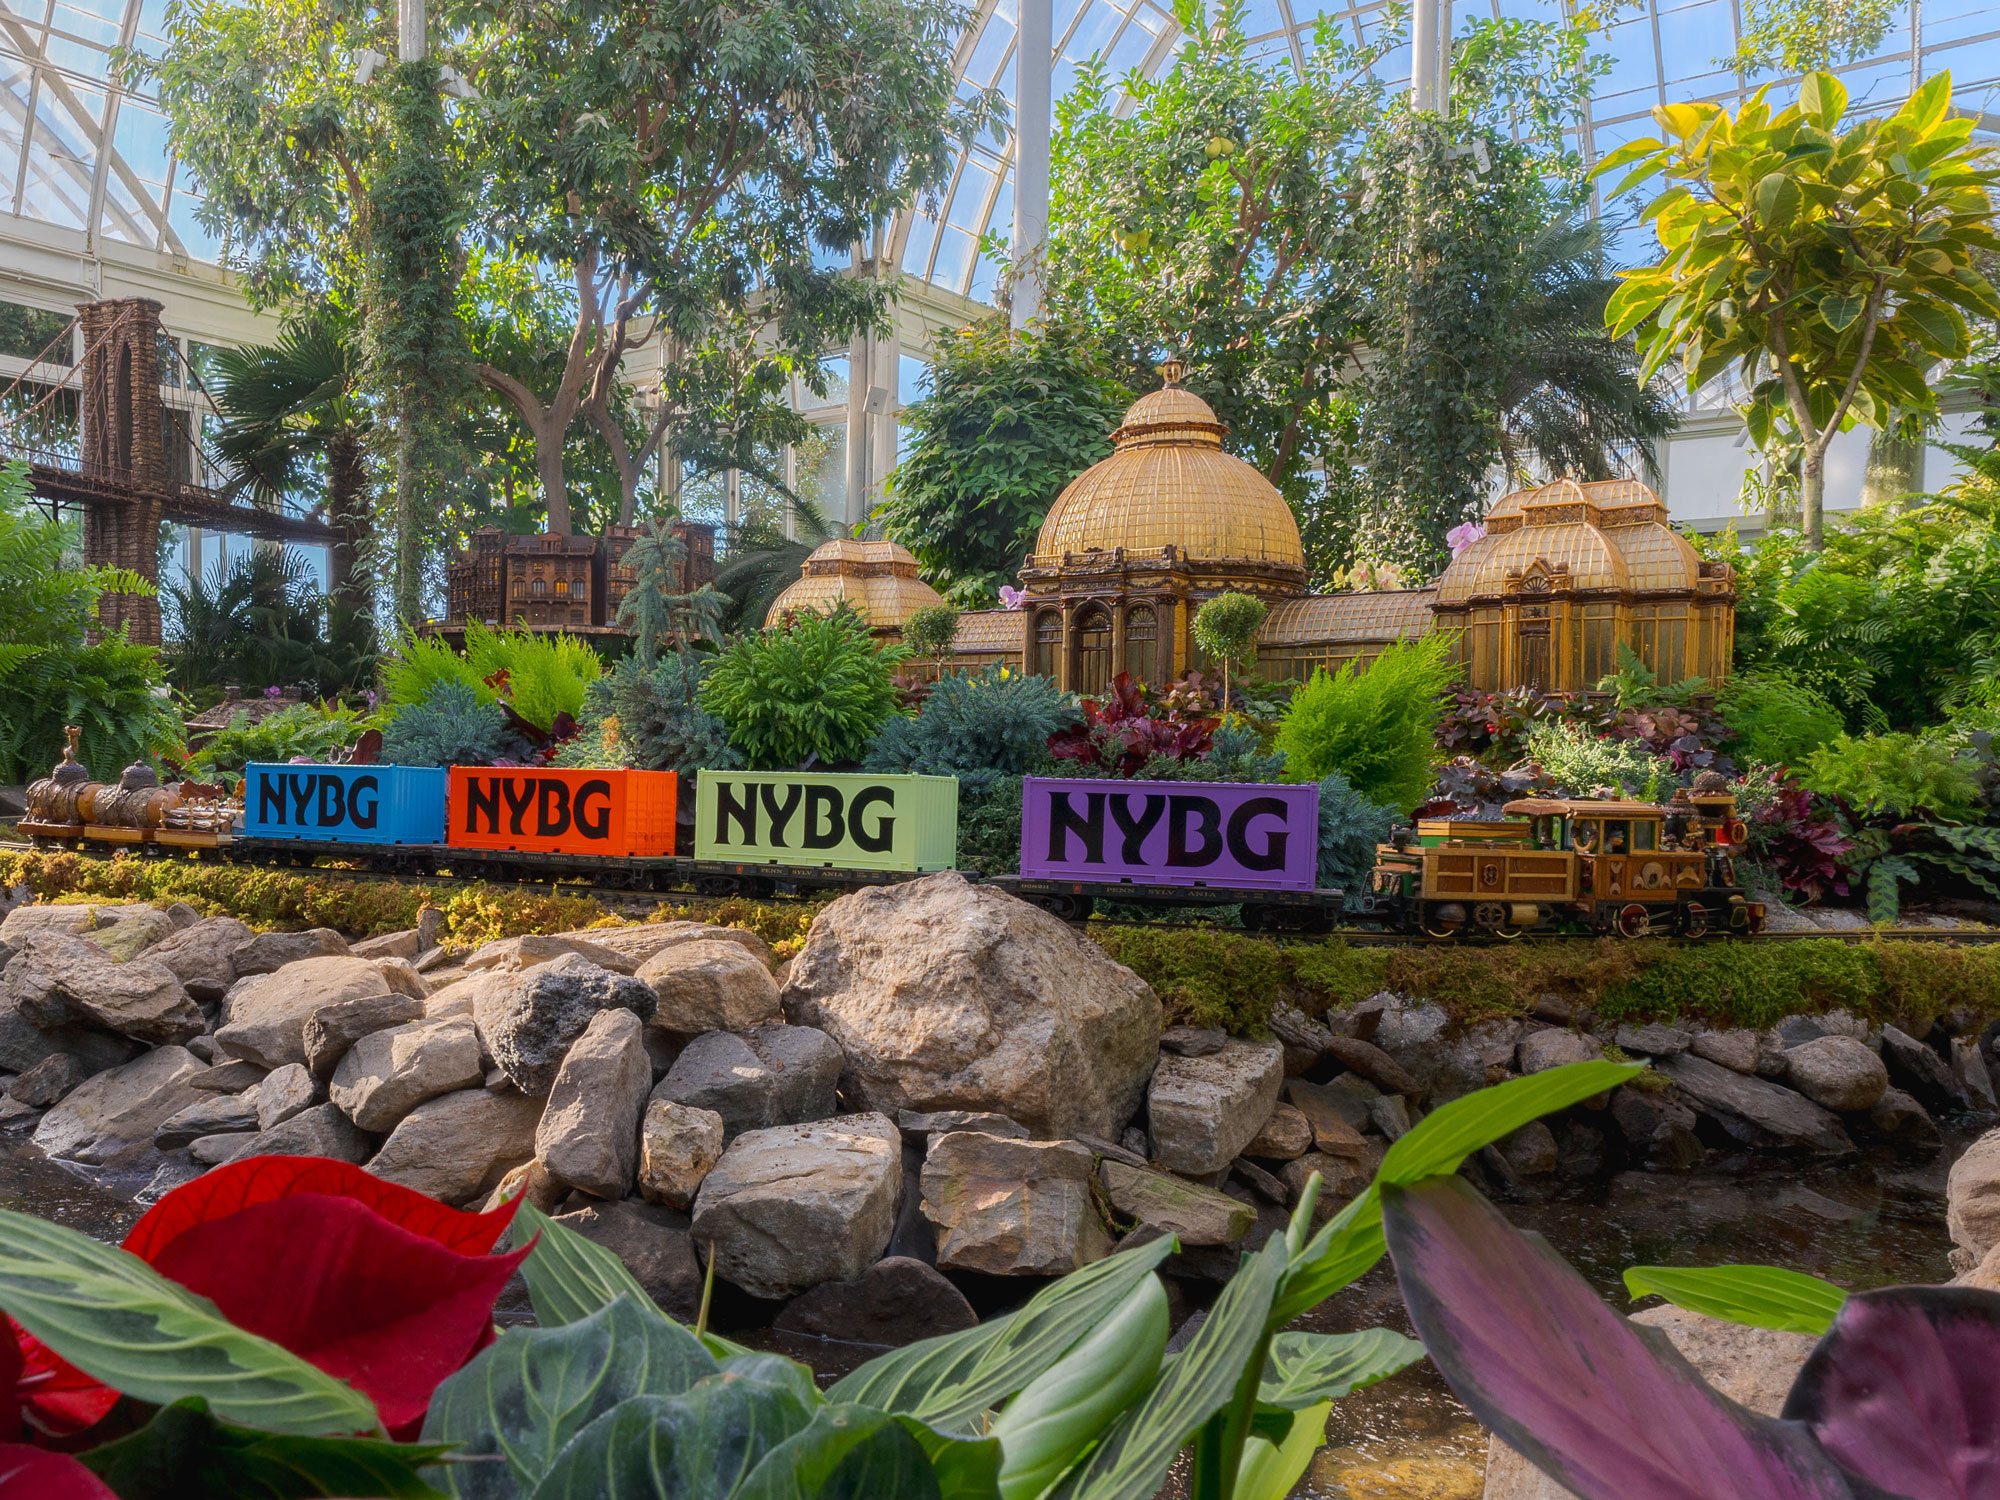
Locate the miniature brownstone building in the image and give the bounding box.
[441,522,716,637]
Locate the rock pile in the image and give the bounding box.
[1,882,1989,1350]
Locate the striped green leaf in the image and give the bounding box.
[0,1207,379,1436]
[509,1201,656,1327]
[1258,1329,1424,1410]
[1623,1264,1849,1336]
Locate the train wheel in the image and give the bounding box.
[1681,903,1710,939]
[694,875,740,898]
[1035,893,1094,922]
[1616,903,1652,939]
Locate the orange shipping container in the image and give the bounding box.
[446,767,679,857]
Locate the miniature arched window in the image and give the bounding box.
[531,578,546,596]
[1031,610,1062,679]
[1125,605,1158,685]
[554,578,568,596]
[1075,603,1112,696]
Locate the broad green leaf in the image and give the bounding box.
[1656,103,1707,140]
[1892,297,1969,358]
[1754,172,1802,229]
[716,1352,824,1413]
[893,1417,1005,1500]
[1798,72,1848,129]
[78,1398,448,1500]
[525,1375,815,1500]
[1270,1186,1387,1326]
[1590,137,1663,180]
[1899,70,1951,133]
[421,1294,716,1500]
[1818,292,1864,332]
[1258,1330,1424,1409]
[1623,1265,1849,1336]
[0,1207,379,1437]
[733,1404,944,1500]
[1233,1401,1333,1500]
[1379,1062,1645,1185]
[1051,1235,1288,1500]
[829,1236,1174,1431]
[508,1202,657,1328]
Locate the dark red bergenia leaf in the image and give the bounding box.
[1782,1287,2000,1500]
[145,1194,529,1437]
[0,1443,119,1498]
[9,1320,118,1439]
[125,1155,520,1262]
[1382,1177,1866,1500]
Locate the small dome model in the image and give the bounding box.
[765,538,945,632]
[1434,476,1702,604]
[1034,363,1305,576]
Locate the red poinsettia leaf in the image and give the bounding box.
[9,1321,119,1440]
[125,1155,521,1263]
[145,1195,530,1437]
[0,1443,119,1499]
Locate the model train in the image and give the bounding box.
[17,728,1764,938]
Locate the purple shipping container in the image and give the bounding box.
[1019,777,1320,891]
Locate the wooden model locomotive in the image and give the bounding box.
[1365,774,1763,938]
[20,728,239,849]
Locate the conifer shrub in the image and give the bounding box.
[558,653,742,773]
[380,680,512,767]
[1272,634,1458,811]
[701,603,909,769]
[865,665,1075,790]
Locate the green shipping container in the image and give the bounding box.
[695,771,960,871]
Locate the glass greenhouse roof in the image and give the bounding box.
[2,0,1993,293]
[901,0,2000,298]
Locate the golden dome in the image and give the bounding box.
[1033,373,1305,573]
[766,539,945,631]
[1438,476,1700,603]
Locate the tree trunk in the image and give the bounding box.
[325,430,372,652]
[393,434,424,621]
[535,421,572,535]
[1801,442,1826,551]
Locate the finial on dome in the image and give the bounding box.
[1159,356,1186,388]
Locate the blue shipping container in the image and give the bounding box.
[242,764,448,846]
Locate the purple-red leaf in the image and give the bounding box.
[1782,1287,2000,1500]
[1381,1177,1868,1500]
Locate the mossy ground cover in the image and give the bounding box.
[0,850,819,956]
[6,850,1993,1033]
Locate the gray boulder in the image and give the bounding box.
[351,929,421,960]
[896,1109,1030,1146]
[465,933,640,976]
[230,928,350,976]
[920,1131,1111,1275]
[773,1257,977,1347]
[536,1008,651,1199]
[1517,1029,1602,1073]
[1881,1026,1963,1114]
[1098,1160,1252,1246]
[551,1199,702,1321]
[780,872,1161,1139]
[1954,1037,1998,1113]
[255,1062,321,1129]
[368,1087,545,1205]
[0,991,139,1077]
[1146,1038,1284,1176]
[1321,1035,1421,1097]
[1655,1053,1853,1156]
[303,992,427,1078]
[637,940,782,1035]
[1486,1120,1560,1179]
[6,934,205,1045]
[1609,1086,1704,1171]
[1614,1023,1691,1057]
[8,1053,85,1108]
[1689,1029,1761,1074]
[189,1059,268,1095]
[145,917,254,1001]
[558,921,773,968]
[651,1025,843,1141]
[331,1018,484,1132]
[155,1091,261,1149]
[1160,1026,1226,1057]
[34,1046,207,1167]
[236,1102,371,1165]
[1242,1102,1313,1161]
[692,1113,903,1298]
[215,957,393,1070]
[1948,1127,2000,1263]
[87,908,175,962]
[472,953,656,1095]
[636,1100,726,1210]
[0,904,149,941]
[1866,1087,1941,1148]
[1783,1035,1888,1112]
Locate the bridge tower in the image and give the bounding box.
[76,297,168,646]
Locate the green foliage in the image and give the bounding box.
[903,603,963,664]
[382,623,602,734]
[1191,721,1289,784]
[1271,635,1458,812]
[1193,593,1268,707]
[882,320,1130,605]
[955,774,1028,876]
[559,653,742,775]
[700,603,909,769]
[1316,770,1398,902]
[864,668,1075,792]
[617,518,729,666]
[189,704,378,778]
[1601,71,2000,544]
[1799,732,1984,820]
[1519,718,1674,799]
[164,550,373,700]
[380,680,512,769]
[1593,642,1705,712]
[1725,0,1899,76]
[1621,1265,1847,1336]
[1717,672,1846,768]
[0,462,180,782]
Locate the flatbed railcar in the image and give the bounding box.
[17,729,1762,938]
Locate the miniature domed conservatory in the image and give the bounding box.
[765,538,946,637]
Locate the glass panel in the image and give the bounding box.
[1075,603,1112,695]
[1125,604,1157,684]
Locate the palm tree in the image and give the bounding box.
[1497,219,1681,487]
[710,491,843,633]
[207,308,374,655]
